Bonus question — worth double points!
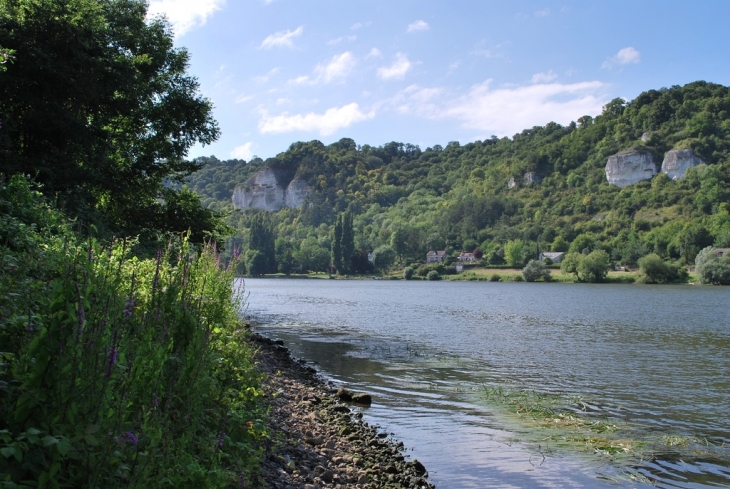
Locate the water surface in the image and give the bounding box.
[242,279,730,488]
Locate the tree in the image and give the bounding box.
[372,246,396,272]
[560,252,582,280]
[331,211,354,274]
[248,213,276,273]
[403,266,415,280]
[0,0,220,242]
[695,246,730,285]
[578,250,610,282]
[504,239,526,267]
[390,226,409,264]
[637,254,688,284]
[522,260,551,282]
[551,236,569,252]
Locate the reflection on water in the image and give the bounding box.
[242,279,730,489]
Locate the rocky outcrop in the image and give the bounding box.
[523,172,542,185]
[507,177,516,189]
[232,168,311,211]
[605,148,657,187]
[661,148,702,180]
[284,179,312,208]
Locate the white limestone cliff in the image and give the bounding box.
[661,148,702,180]
[231,168,311,211]
[605,148,657,187]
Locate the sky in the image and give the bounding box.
[146,0,730,162]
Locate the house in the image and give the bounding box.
[539,251,566,263]
[717,248,730,258]
[457,252,476,262]
[426,250,447,263]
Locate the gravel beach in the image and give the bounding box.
[249,332,435,489]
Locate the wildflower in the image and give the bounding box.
[238,474,247,488]
[88,249,94,262]
[217,431,225,449]
[108,348,118,366]
[120,432,138,446]
[233,248,240,260]
[123,299,135,318]
[152,392,159,408]
[77,305,85,334]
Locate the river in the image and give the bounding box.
[241,278,730,488]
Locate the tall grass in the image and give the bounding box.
[1,176,265,488]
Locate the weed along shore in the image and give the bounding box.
[248,331,435,489]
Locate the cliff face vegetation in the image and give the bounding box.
[188,81,730,273]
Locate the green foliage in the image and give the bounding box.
[560,253,582,279]
[578,250,611,282]
[184,82,730,273]
[637,254,689,284]
[695,246,730,284]
[372,245,396,272]
[489,273,501,282]
[426,270,441,281]
[504,239,526,267]
[0,177,265,487]
[403,266,415,280]
[331,211,354,274]
[247,213,276,274]
[522,259,551,282]
[0,0,222,245]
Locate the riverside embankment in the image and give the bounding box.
[250,332,435,489]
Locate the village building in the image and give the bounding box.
[538,251,566,263]
[457,252,476,262]
[426,250,447,263]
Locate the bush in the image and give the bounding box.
[637,254,689,283]
[372,245,396,272]
[403,266,415,280]
[695,247,730,284]
[522,259,551,282]
[561,250,610,282]
[489,273,501,282]
[0,177,266,487]
[426,270,441,281]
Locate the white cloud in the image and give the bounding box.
[258,103,375,136]
[260,26,304,49]
[351,21,371,30]
[276,97,290,105]
[147,0,225,36]
[602,47,641,69]
[534,8,551,16]
[235,94,253,103]
[366,47,382,59]
[327,35,356,46]
[377,53,413,80]
[395,80,606,137]
[531,70,557,83]
[289,52,356,85]
[251,67,279,84]
[407,20,429,33]
[231,142,255,160]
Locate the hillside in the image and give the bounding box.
[186,81,730,273]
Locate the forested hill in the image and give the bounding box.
[187,81,730,273]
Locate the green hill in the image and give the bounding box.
[187,81,730,274]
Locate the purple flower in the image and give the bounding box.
[238,475,247,488]
[77,306,85,334]
[217,431,225,449]
[108,348,118,366]
[88,250,94,262]
[120,432,138,446]
[152,392,159,408]
[123,299,135,318]
[233,248,240,260]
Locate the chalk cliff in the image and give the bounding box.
[605,148,657,187]
[661,148,702,180]
[232,168,311,211]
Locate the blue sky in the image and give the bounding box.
[147,0,730,161]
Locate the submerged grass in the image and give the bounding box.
[479,384,726,466]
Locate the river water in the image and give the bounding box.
[241,278,730,488]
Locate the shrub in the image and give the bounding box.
[403,266,415,280]
[637,254,689,283]
[578,250,611,282]
[426,270,441,281]
[489,273,501,282]
[0,177,266,487]
[522,259,551,282]
[695,247,730,284]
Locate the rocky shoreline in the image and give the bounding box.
[248,331,435,489]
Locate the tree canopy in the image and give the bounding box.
[0,0,222,244]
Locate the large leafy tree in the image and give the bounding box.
[0,0,220,241]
